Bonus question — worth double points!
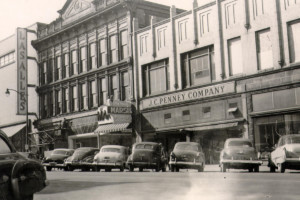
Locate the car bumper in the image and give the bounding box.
[169,161,203,168]
[93,162,123,168]
[43,163,65,168]
[127,161,158,168]
[220,159,262,168]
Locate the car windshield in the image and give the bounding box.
[175,144,198,151]
[228,140,253,147]
[0,138,11,154]
[284,136,300,144]
[135,144,155,150]
[101,148,121,153]
[52,150,70,155]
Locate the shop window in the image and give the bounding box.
[70,85,78,112]
[182,110,190,121]
[89,80,97,108]
[199,11,211,36]
[55,56,61,81]
[80,46,87,73]
[110,75,118,100]
[62,88,69,113]
[48,58,53,83]
[79,83,87,110]
[225,1,237,28]
[109,35,117,64]
[203,107,211,118]
[121,71,130,101]
[288,20,300,63]
[99,39,106,66]
[71,50,78,75]
[182,46,215,88]
[164,113,172,124]
[143,59,169,96]
[99,77,107,105]
[55,90,61,115]
[256,29,273,70]
[157,27,166,50]
[178,20,188,43]
[62,53,69,79]
[228,37,243,76]
[140,34,149,55]
[120,30,128,60]
[89,43,96,70]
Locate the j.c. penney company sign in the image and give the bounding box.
[141,82,235,109]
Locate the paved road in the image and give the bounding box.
[35,165,300,200]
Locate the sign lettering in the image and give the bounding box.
[16,28,27,115]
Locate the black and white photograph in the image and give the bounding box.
[0,0,300,199]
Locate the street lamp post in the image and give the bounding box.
[5,85,35,152]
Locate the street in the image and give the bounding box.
[35,165,300,200]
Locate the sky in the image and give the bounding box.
[0,0,196,41]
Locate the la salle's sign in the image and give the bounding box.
[141,82,236,109]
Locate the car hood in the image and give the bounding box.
[45,154,69,161]
[283,144,300,153]
[0,153,25,162]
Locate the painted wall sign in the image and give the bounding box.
[108,106,131,114]
[16,28,27,115]
[141,82,236,109]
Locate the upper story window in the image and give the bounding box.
[252,0,265,18]
[89,43,97,69]
[178,20,188,43]
[140,34,149,55]
[48,58,53,83]
[55,90,61,115]
[99,39,106,66]
[182,46,215,88]
[99,77,107,105]
[109,35,117,64]
[284,0,300,9]
[89,80,97,108]
[288,20,300,63]
[199,11,211,36]
[225,1,237,28]
[228,37,243,76]
[49,91,53,116]
[70,85,78,112]
[120,30,128,60]
[157,28,166,50]
[62,53,69,79]
[71,50,78,75]
[143,59,169,96]
[0,51,14,67]
[256,29,273,70]
[121,71,130,101]
[79,83,87,110]
[55,56,61,81]
[62,87,69,113]
[80,46,87,73]
[41,94,48,118]
[110,74,118,100]
[40,61,47,85]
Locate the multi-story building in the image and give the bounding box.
[0,24,40,152]
[32,0,184,150]
[134,0,300,164]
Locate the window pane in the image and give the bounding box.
[289,21,300,63]
[257,29,273,70]
[228,37,243,75]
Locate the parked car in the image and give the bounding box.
[93,145,129,172]
[169,142,205,172]
[65,147,99,171]
[268,134,300,173]
[126,142,168,172]
[220,138,262,172]
[42,148,74,171]
[0,130,48,200]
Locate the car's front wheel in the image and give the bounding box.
[129,165,134,172]
[170,165,175,172]
[46,166,52,171]
[278,163,285,173]
[254,166,259,172]
[198,163,204,172]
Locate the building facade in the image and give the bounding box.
[0,24,40,152]
[32,0,184,151]
[134,0,300,164]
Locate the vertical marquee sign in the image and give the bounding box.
[16,28,27,115]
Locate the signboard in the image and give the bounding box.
[141,82,236,109]
[16,28,27,115]
[97,105,132,125]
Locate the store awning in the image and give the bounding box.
[184,122,238,132]
[94,123,131,135]
[0,124,26,137]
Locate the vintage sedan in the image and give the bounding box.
[42,148,74,171]
[220,138,262,172]
[93,145,129,172]
[64,147,99,171]
[0,130,48,200]
[126,142,168,172]
[169,142,205,172]
[268,134,300,173]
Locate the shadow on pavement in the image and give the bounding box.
[38,180,138,194]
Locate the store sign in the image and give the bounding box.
[16,28,27,115]
[141,82,236,109]
[98,105,132,125]
[109,106,131,114]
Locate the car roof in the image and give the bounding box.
[175,142,199,145]
[280,134,300,138]
[76,147,98,150]
[101,145,127,149]
[133,142,158,146]
[53,148,74,151]
[225,138,252,142]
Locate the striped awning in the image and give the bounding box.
[94,123,131,135]
[184,122,238,132]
